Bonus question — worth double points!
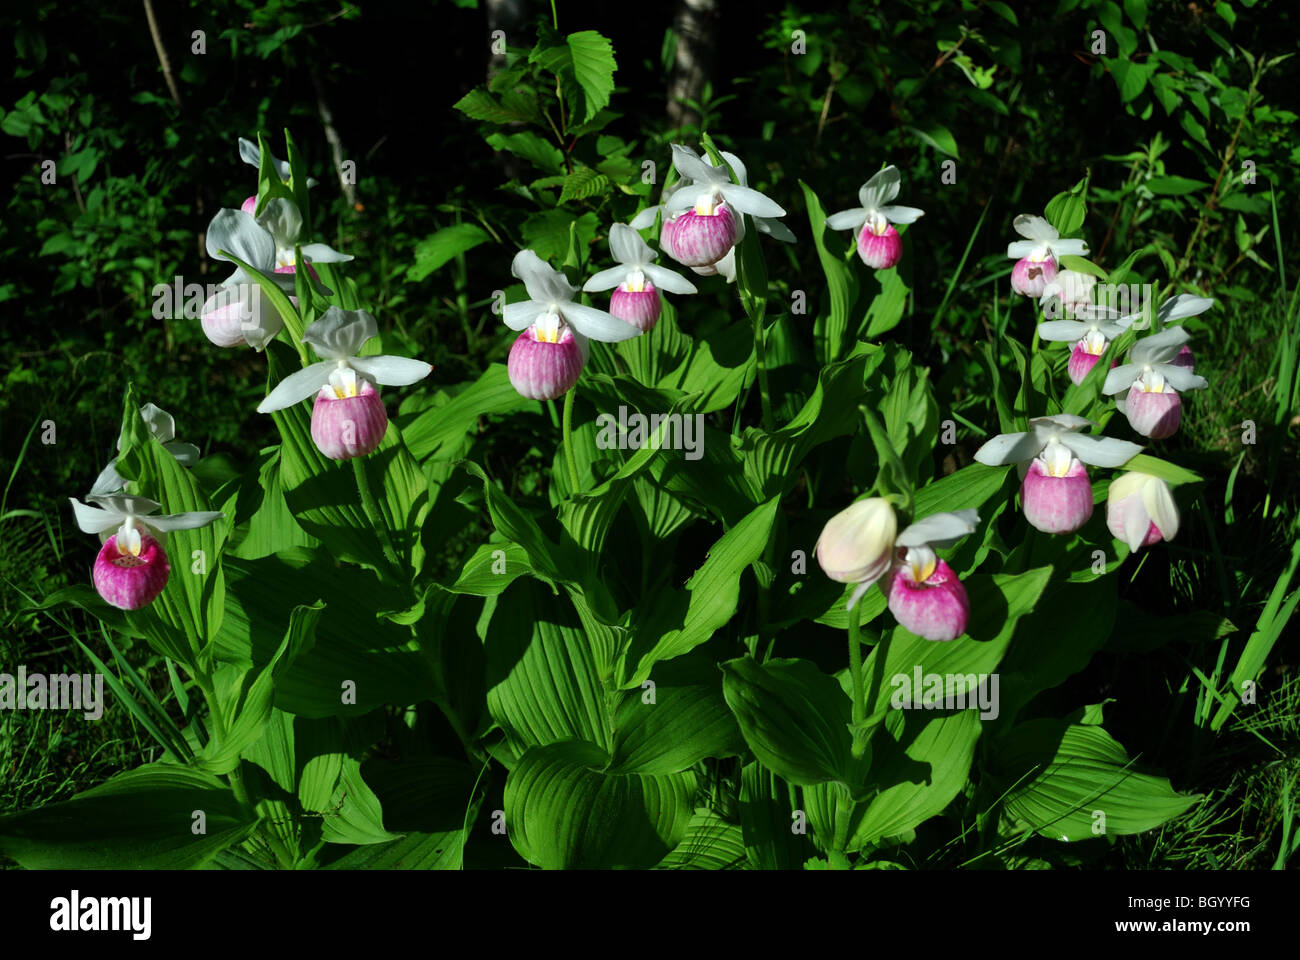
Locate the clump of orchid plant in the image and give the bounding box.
[1006,215,1088,298]
[70,494,222,610]
[1103,326,1208,439]
[975,414,1142,534]
[658,144,787,274]
[582,223,697,331]
[1106,471,1179,552]
[256,307,432,460]
[1037,275,1132,386]
[826,165,924,270]
[503,249,640,400]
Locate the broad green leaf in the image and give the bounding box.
[991,721,1201,840]
[1143,175,1209,196]
[738,762,816,868]
[504,740,695,868]
[800,180,858,364]
[656,808,748,869]
[401,363,541,461]
[619,497,780,687]
[1044,174,1089,237]
[566,30,617,125]
[0,764,256,869]
[721,657,871,798]
[407,223,490,282]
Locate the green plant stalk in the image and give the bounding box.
[847,600,867,758]
[195,675,253,815]
[752,309,774,432]
[352,456,403,578]
[562,387,581,493]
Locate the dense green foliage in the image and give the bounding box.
[2,0,1297,870]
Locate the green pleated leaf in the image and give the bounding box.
[800,180,859,364]
[212,549,436,717]
[504,740,695,868]
[1044,173,1090,236]
[401,364,540,461]
[807,709,982,851]
[656,808,748,869]
[484,579,610,755]
[619,497,780,688]
[197,601,323,774]
[721,657,871,798]
[739,761,816,869]
[0,764,256,869]
[991,721,1202,841]
[608,654,744,775]
[321,756,401,845]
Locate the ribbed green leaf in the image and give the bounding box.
[0,764,256,869]
[657,808,748,869]
[992,721,1201,841]
[504,740,695,868]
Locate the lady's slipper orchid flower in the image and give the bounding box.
[582,223,697,331]
[69,494,222,610]
[1106,471,1179,552]
[1103,326,1208,439]
[256,308,432,460]
[503,249,641,400]
[256,198,351,275]
[885,509,979,642]
[1006,215,1088,298]
[659,145,786,270]
[90,404,201,497]
[815,497,898,610]
[825,165,924,270]
[1037,292,1134,386]
[974,414,1142,534]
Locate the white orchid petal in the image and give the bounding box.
[146,511,224,532]
[721,183,786,218]
[1144,477,1179,542]
[1006,240,1038,258]
[826,208,869,231]
[896,509,980,548]
[665,184,713,214]
[88,462,125,497]
[350,355,433,387]
[139,403,176,443]
[1103,363,1143,395]
[582,265,631,293]
[511,249,577,304]
[206,209,274,271]
[1014,214,1057,243]
[559,302,642,343]
[641,263,697,294]
[609,222,651,266]
[1049,238,1090,257]
[974,431,1041,466]
[70,497,125,535]
[756,217,797,243]
[718,150,748,186]
[859,166,901,211]
[300,243,353,264]
[1159,294,1215,323]
[629,206,662,230]
[1031,413,1093,432]
[879,204,924,225]
[673,144,728,185]
[163,441,201,465]
[257,362,335,412]
[1037,320,1091,342]
[503,300,545,331]
[1131,325,1190,365]
[302,307,377,359]
[256,198,303,249]
[1121,493,1150,552]
[1153,364,1208,392]
[238,137,260,168]
[1057,432,1143,468]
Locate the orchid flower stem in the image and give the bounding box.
[847,600,867,759]
[562,388,581,493]
[752,309,774,432]
[352,457,403,579]
[196,677,253,815]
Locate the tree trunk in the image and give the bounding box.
[666,0,718,130]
